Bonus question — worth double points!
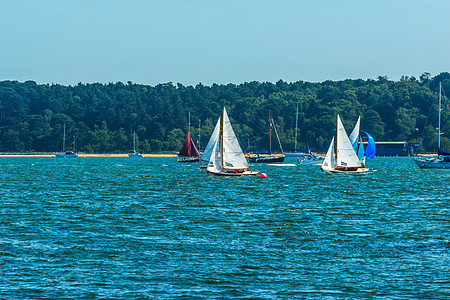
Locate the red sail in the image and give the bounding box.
[178,131,200,157]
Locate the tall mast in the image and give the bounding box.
[438,82,442,150]
[188,111,191,136]
[62,123,66,152]
[198,119,201,152]
[220,106,224,168]
[133,131,136,152]
[335,115,338,161]
[295,101,299,150]
[269,110,272,155]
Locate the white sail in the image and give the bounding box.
[348,116,365,164]
[201,118,220,162]
[322,136,336,169]
[222,107,249,170]
[336,115,362,168]
[348,116,360,151]
[207,137,222,173]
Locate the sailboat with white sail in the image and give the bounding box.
[207,106,258,176]
[128,131,143,157]
[54,123,78,158]
[413,82,450,168]
[321,115,374,173]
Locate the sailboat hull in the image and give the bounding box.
[54,154,78,158]
[321,166,369,173]
[297,155,324,166]
[248,155,285,163]
[54,152,78,158]
[285,152,310,158]
[178,157,200,163]
[413,158,450,169]
[207,169,259,176]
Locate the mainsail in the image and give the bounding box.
[178,131,200,157]
[336,115,362,168]
[221,107,249,170]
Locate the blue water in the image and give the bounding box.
[0,157,448,299]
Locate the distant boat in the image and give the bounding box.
[297,153,324,166]
[249,110,285,163]
[54,123,78,158]
[285,101,311,158]
[128,131,143,158]
[413,82,450,169]
[207,106,258,176]
[321,115,374,173]
[285,150,311,158]
[178,112,200,163]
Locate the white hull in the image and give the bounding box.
[54,153,78,158]
[413,158,450,169]
[297,156,324,166]
[321,166,369,173]
[284,152,310,158]
[128,153,144,158]
[207,169,259,176]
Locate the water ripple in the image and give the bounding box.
[0,157,448,298]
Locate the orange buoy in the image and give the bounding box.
[260,173,267,178]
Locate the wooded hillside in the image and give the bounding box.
[1,72,449,153]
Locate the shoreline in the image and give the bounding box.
[0,154,178,158]
[0,153,438,158]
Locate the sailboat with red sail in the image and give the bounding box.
[178,112,200,162]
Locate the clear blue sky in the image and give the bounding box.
[1,0,449,86]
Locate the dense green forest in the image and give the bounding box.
[1,72,449,154]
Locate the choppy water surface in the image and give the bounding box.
[0,157,448,298]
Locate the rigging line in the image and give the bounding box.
[272,118,284,154]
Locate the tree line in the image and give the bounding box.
[0,72,449,154]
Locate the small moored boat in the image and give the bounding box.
[178,112,200,163]
[248,110,285,163]
[55,123,78,158]
[413,83,450,169]
[297,153,324,166]
[128,131,144,158]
